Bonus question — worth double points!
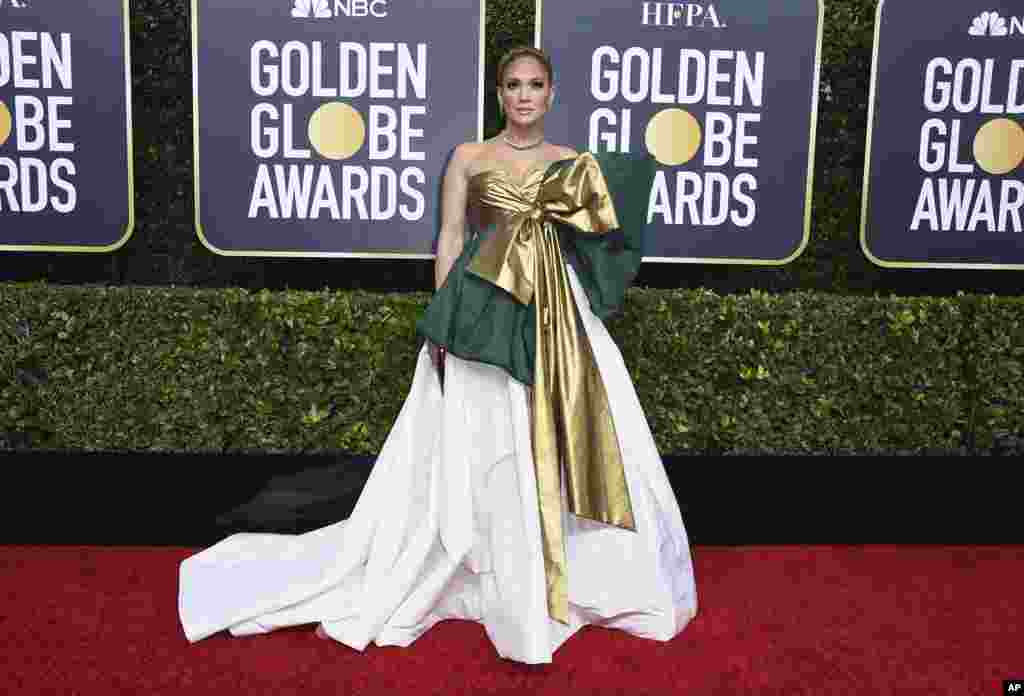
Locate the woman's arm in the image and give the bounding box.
[434,143,474,290]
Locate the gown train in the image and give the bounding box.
[178,161,698,665]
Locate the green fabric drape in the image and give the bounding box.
[416,151,656,386]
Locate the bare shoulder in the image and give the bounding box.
[451,141,486,166]
[462,139,505,177]
[447,142,486,177]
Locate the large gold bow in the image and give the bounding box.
[467,153,636,624]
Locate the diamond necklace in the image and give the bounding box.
[502,133,545,150]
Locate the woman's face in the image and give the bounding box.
[499,57,553,129]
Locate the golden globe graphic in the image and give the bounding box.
[0,100,11,147]
[909,59,1024,234]
[588,47,765,229]
[541,1,821,263]
[863,1,1024,268]
[243,40,428,223]
[307,101,365,160]
[0,1,134,252]
[973,118,1024,176]
[193,0,481,256]
[0,31,77,215]
[644,109,701,167]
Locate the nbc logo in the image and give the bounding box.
[292,0,331,18]
[290,0,389,19]
[968,10,1024,36]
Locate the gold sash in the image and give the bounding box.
[467,153,636,624]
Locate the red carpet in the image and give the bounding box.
[1,545,1019,695]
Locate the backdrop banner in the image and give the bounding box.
[191,0,484,258]
[0,0,133,252]
[862,0,1024,269]
[539,0,822,264]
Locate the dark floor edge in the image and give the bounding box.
[2,449,1020,546]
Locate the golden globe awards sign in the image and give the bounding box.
[540,0,822,264]
[0,0,133,252]
[192,0,483,257]
[862,1,1024,269]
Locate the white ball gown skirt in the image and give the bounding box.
[178,264,698,664]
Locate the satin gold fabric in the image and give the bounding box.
[467,153,636,624]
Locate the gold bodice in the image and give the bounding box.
[466,163,559,234]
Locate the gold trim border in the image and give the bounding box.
[859,0,1024,270]
[0,0,136,253]
[192,0,487,259]
[537,0,824,266]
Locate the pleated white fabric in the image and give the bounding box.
[178,265,698,664]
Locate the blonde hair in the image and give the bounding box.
[496,46,554,87]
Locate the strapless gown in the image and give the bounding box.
[177,154,698,665]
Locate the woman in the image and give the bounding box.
[178,46,698,665]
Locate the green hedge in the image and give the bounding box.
[3,283,1022,453]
